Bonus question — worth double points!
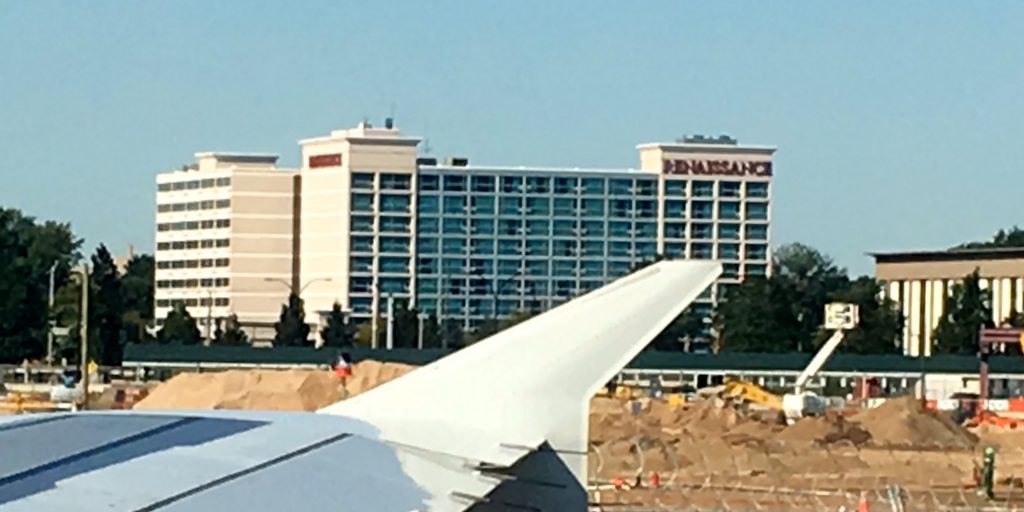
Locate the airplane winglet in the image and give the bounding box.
[320,260,721,503]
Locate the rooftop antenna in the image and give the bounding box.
[421,120,433,155]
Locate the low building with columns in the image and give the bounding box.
[873,248,1024,357]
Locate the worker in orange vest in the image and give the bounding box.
[331,351,353,397]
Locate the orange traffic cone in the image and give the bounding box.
[648,471,661,489]
[857,491,869,512]
[611,476,625,490]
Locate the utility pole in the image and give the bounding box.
[417,313,428,350]
[385,293,395,350]
[47,262,57,365]
[77,264,90,410]
[205,290,213,346]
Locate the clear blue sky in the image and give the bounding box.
[2,2,1022,275]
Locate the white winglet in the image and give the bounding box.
[320,260,722,487]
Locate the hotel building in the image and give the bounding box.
[155,122,775,347]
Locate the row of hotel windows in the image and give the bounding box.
[156,297,230,308]
[413,196,768,220]
[157,219,231,232]
[156,277,231,289]
[156,239,231,251]
[156,258,231,270]
[417,240,769,260]
[350,173,412,191]
[413,219,769,240]
[157,177,232,192]
[415,174,769,199]
[156,199,231,213]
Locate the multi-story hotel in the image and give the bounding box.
[155,122,775,347]
[154,152,298,342]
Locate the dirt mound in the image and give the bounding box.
[136,369,342,411]
[343,360,415,396]
[852,395,977,449]
[777,411,871,446]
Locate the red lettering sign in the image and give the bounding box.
[308,153,342,168]
[663,159,772,177]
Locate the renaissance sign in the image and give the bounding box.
[663,159,772,177]
[308,153,343,168]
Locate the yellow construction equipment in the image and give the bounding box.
[721,379,783,410]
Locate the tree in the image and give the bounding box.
[273,293,310,346]
[216,314,249,345]
[157,302,201,344]
[390,300,421,348]
[773,243,850,351]
[934,270,993,354]
[824,277,903,354]
[467,309,541,343]
[90,245,125,365]
[320,303,353,348]
[121,254,154,344]
[958,226,1024,249]
[420,314,442,348]
[715,277,802,352]
[440,318,465,348]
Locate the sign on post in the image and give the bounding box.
[824,303,859,330]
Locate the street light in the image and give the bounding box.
[263,277,333,295]
[416,312,430,350]
[46,261,57,365]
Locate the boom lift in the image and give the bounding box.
[781,303,859,422]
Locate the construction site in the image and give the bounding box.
[4,358,1022,511]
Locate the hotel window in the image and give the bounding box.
[526,259,548,276]
[665,242,685,257]
[581,260,603,277]
[380,194,410,213]
[418,258,438,275]
[553,260,576,276]
[665,222,686,239]
[527,219,550,236]
[609,200,631,218]
[379,216,410,233]
[418,277,439,294]
[442,196,466,215]
[526,176,550,193]
[380,277,409,293]
[418,195,439,214]
[499,197,521,215]
[498,239,522,256]
[608,260,631,276]
[442,218,467,235]
[554,177,576,194]
[553,198,576,217]
[581,178,605,195]
[379,236,410,253]
[216,177,230,187]
[552,219,574,237]
[471,175,495,193]
[380,257,410,273]
[418,217,439,234]
[692,181,714,197]
[380,173,411,191]
[718,223,740,240]
[691,223,713,239]
[634,180,656,197]
[447,298,465,314]
[692,201,713,219]
[417,237,438,254]
[442,238,467,254]
[745,224,768,240]
[351,173,375,190]
[443,175,466,192]
[419,174,439,191]
[746,202,768,220]
[497,259,521,276]
[351,298,372,314]
[720,181,741,198]
[609,179,632,196]
[469,258,494,275]
[470,238,494,255]
[352,193,374,212]
[553,280,575,297]
[500,176,522,193]
[552,239,575,257]
[351,236,374,253]
[581,198,604,217]
[351,256,373,273]
[471,195,495,215]
[745,244,768,260]
[746,263,768,277]
[526,197,550,216]
[214,298,229,307]
[745,182,769,198]
[609,241,630,258]
[635,241,657,258]
[350,215,374,233]
[351,276,374,293]
[635,200,656,219]
[718,243,740,260]
[442,258,465,275]
[691,243,713,259]
[525,239,549,256]
[582,240,604,257]
[635,222,657,238]
[582,220,604,237]
[471,218,495,235]
[723,263,740,278]
[418,298,437,313]
[498,218,521,236]
[609,221,630,238]
[664,199,686,218]
[719,201,740,220]
[664,180,686,197]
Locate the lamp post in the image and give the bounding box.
[264,277,333,295]
[417,312,429,350]
[71,264,90,410]
[47,262,57,365]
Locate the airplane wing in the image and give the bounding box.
[0,260,721,511]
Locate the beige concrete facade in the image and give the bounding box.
[154,153,297,343]
[874,248,1024,356]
